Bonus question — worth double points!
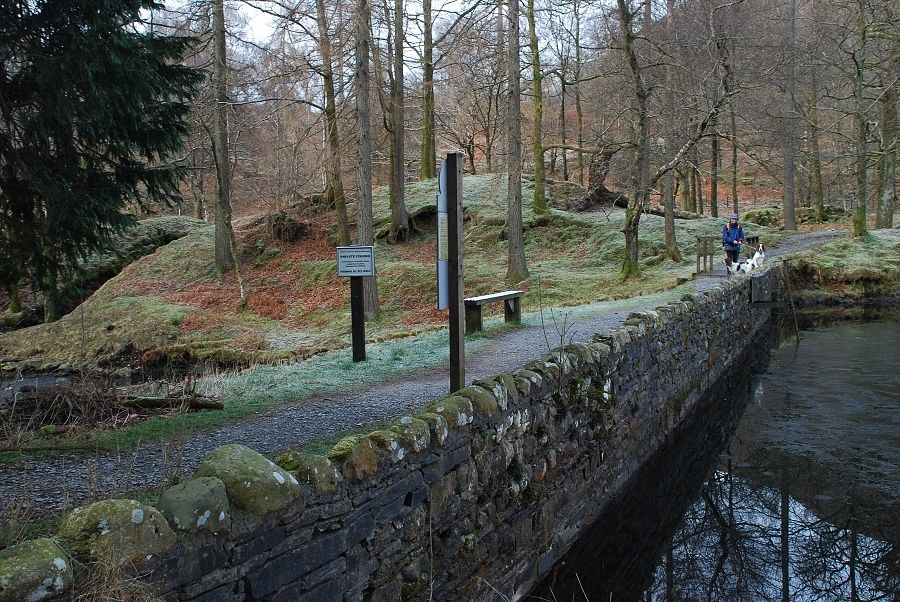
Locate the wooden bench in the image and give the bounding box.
[463,290,524,334]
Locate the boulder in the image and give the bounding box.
[157,477,231,534]
[0,538,71,602]
[58,499,175,564]
[195,444,301,515]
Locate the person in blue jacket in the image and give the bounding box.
[722,212,744,271]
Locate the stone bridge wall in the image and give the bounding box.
[1,270,780,602]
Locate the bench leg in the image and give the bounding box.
[465,305,482,334]
[504,297,521,324]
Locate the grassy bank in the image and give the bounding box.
[790,229,900,304]
[0,175,794,455]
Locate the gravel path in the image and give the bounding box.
[0,229,843,513]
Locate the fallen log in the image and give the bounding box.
[120,396,224,410]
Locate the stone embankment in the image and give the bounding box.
[0,268,780,602]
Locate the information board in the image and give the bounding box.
[336,246,375,277]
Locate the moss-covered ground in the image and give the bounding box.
[790,229,900,302]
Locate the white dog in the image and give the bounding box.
[735,243,766,274]
[747,243,766,270]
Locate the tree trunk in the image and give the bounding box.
[7,284,23,314]
[317,0,351,246]
[574,0,585,187]
[355,0,380,319]
[617,0,650,279]
[560,80,568,181]
[730,101,738,213]
[694,148,704,215]
[507,0,529,282]
[420,0,437,180]
[782,0,798,230]
[43,258,61,323]
[389,0,409,243]
[662,0,680,261]
[710,117,719,218]
[213,0,233,271]
[808,87,826,222]
[212,0,246,309]
[190,149,205,220]
[526,0,546,214]
[876,83,896,228]
[852,0,868,237]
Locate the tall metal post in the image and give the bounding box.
[446,152,465,391]
[350,276,366,361]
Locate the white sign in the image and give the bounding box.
[336,246,375,277]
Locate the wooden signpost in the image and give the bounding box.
[336,245,375,362]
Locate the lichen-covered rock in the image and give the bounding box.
[58,499,175,564]
[327,435,362,462]
[390,416,431,452]
[157,477,231,534]
[457,386,498,416]
[417,412,449,446]
[276,452,343,493]
[195,444,301,515]
[368,430,407,462]
[331,436,385,480]
[0,538,71,602]
[427,396,474,428]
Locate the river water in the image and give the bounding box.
[529,315,900,601]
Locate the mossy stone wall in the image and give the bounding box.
[4,269,779,602]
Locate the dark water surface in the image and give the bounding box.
[528,317,900,601]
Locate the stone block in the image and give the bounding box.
[457,385,499,416]
[0,538,71,602]
[276,453,343,494]
[331,436,386,480]
[389,416,431,452]
[158,477,231,535]
[58,499,175,564]
[417,412,449,446]
[426,396,474,428]
[421,443,471,484]
[196,444,301,515]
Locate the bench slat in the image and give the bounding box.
[463,290,524,305]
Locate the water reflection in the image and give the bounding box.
[528,318,900,602]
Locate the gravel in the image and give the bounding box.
[0,230,845,512]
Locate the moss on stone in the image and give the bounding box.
[195,444,301,515]
[327,435,363,462]
[417,412,449,446]
[276,453,344,493]
[334,436,385,480]
[0,538,72,602]
[426,396,474,428]
[389,416,431,452]
[156,477,230,534]
[57,499,175,564]
[368,430,407,462]
[457,386,499,417]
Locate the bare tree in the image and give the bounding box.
[507,0,529,282]
[315,0,352,245]
[356,0,381,317]
[212,0,248,309]
[526,0,548,213]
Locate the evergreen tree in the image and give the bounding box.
[0,0,200,321]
